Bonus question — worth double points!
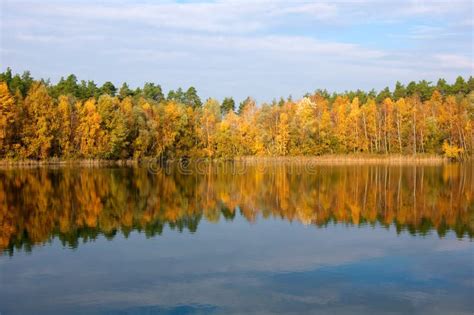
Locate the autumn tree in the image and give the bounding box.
[76,99,105,158]
[22,83,58,159]
[237,97,258,155]
[360,98,377,153]
[200,99,221,158]
[216,111,242,158]
[96,95,130,159]
[276,112,290,156]
[346,97,361,152]
[132,98,155,159]
[290,98,317,155]
[332,96,349,152]
[0,69,472,159]
[0,82,18,156]
[56,95,75,158]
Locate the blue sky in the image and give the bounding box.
[1,0,473,102]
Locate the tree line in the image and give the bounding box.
[0,68,473,160]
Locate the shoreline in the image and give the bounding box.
[0,154,469,167]
[235,154,451,165]
[0,159,139,166]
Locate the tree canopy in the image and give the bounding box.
[0,68,472,160]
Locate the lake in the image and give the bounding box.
[0,162,473,314]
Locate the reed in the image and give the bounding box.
[235,154,448,165]
[0,158,139,168]
[0,154,469,168]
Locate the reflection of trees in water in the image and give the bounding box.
[1,164,472,255]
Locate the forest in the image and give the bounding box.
[0,68,473,160]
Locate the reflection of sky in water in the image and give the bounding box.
[1,216,473,315]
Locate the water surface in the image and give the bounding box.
[0,163,473,314]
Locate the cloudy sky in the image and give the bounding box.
[1,0,473,102]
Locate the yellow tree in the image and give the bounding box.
[23,82,57,159]
[132,99,154,159]
[459,95,473,154]
[422,90,443,153]
[381,97,395,153]
[76,99,105,158]
[56,95,74,158]
[0,82,17,156]
[173,105,198,157]
[276,112,289,156]
[332,96,349,152]
[313,94,332,154]
[292,97,317,155]
[159,101,184,158]
[361,99,377,153]
[319,110,333,153]
[216,112,241,158]
[238,97,258,155]
[199,98,221,158]
[346,97,361,152]
[393,97,410,153]
[254,104,277,155]
[112,97,132,158]
[407,95,422,154]
[455,97,471,154]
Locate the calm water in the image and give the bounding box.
[0,163,473,315]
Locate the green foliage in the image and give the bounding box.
[238,97,255,115]
[442,141,464,160]
[184,86,201,109]
[142,82,164,103]
[119,82,133,99]
[78,80,99,99]
[376,87,391,103]
[452,76,469,95]
[436,78,450,96]
[0,68,34,97]
[100,81,117,96]
[220,97,235,115]
[393,81,406,100]
[167,87,185,103]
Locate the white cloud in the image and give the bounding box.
[101,48,192,62]
[10,0,471,33]
[434,54,473,70]
[1,0,473,100]
[270,2,338,19]
[16,33,105,43]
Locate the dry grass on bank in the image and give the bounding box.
[235,154,450,165]
[0,159,139,168]
[0,154,471,168]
